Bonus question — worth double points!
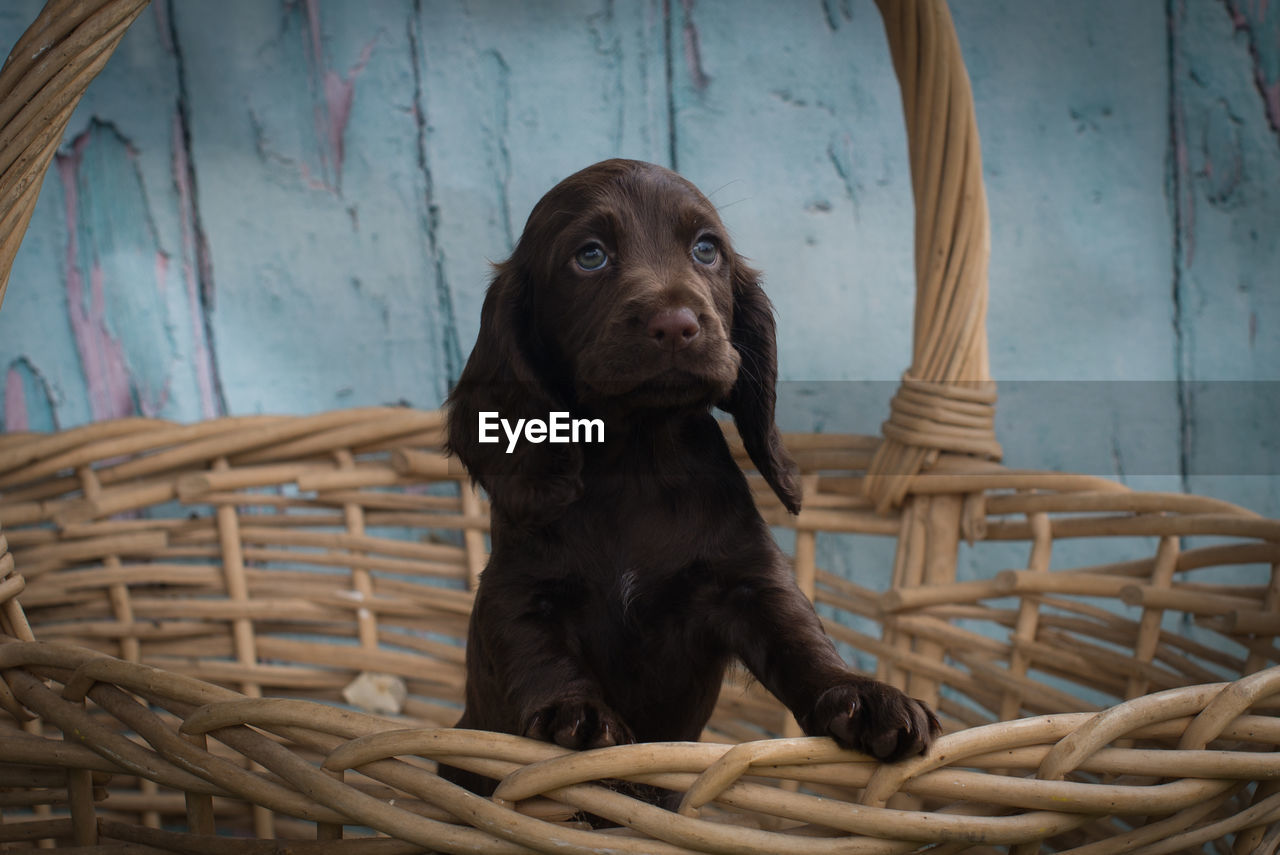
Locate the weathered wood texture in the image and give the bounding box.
[1,0,1277,515]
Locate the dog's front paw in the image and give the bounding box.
[806,681,939,762]
[524,697,634,750]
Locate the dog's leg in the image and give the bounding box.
[463,575,634,751]
[717,550,939,761]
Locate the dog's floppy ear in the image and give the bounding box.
[446,260,584,525]
[720,257,802,514]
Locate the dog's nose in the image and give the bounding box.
[647,307,700,350]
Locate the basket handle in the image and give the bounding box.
[0,0,150,310]
[865,0,1002,513]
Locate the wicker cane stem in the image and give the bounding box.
[0,0,150,310]
[866,0,1001,514]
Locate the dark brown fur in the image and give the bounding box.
[443,159,938,796]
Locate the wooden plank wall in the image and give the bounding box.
[0,0,1276,521]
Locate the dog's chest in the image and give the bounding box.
[568,488,730,581]
[549,432,757,627]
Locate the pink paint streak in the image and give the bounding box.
[1174,101,1196,264]
[152,1,174,54]
[680,0,710,90]
[58,136,134,422]
[1229,0,1280,133]
[140,253,173,418]
[171,109,219,419]
[155,250,169,294]
[304,0,377,191]
[1170,8,1197,265]
[4,368,29,431]
[138,372,171,418]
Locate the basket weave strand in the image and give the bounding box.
[0,0,149,309]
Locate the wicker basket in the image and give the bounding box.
[2,2,1279,853]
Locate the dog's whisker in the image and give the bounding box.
[706,177,744,199]
[714,196,752,213]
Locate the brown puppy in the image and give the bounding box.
[444,159,937,795]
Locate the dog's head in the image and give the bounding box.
[447,159,800,522]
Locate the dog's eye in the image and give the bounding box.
[574,243,608,271]
[692,239,718,266]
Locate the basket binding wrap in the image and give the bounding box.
[1,1,1279,852]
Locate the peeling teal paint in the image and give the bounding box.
[1172,0,1280,515]
[60,120,174,420]
[4,358,57,433]
[1225,0,1280,133]
[303,0,379,193]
